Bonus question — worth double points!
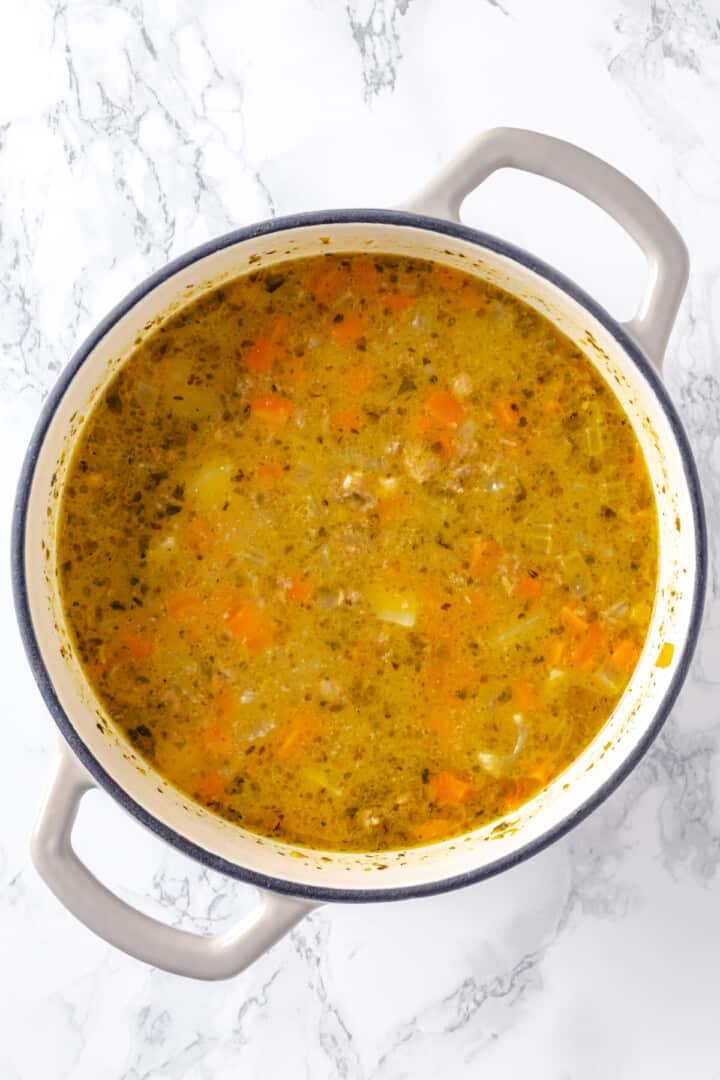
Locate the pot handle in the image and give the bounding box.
[402,127,688,370]
[32,746,316,980]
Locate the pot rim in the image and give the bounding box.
[11,208,707,904]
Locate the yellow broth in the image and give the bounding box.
[57,254,658,851]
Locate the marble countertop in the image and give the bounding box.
[1,1,719,1076]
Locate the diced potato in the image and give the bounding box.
[189,460,236,508]
[300,764,343,797]
[366,584,418,627]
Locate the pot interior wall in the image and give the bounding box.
[23,220,700,895]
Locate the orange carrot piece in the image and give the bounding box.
[197,772,226,803]
[383,292,413,312]
[118,632,153,661]
[330,407,365,433]
[512,680,539,712]
[469,537,501,581]
[560,605,589,634]
[285,576,314,603]
[245,313,291,373]
[428,769,473,805]
[249,394,293,426]
[423,707,459,741]
[413,818,457,843]
[330,311,365,344]
[493,400,521,430]
[516,573,544,600]
[276,710,320,761]
[409,411,454,454]
[610,638,641,673]
[226,601,276,651]
[573,621,605,670]
[424,389,465,427]
[305,261,348,304]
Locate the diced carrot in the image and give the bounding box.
[428,769,473,805]
[330,311,365,345]
[167,591,204,623]
[187,516,214,555]
[424,389,465,427]
[276,710,320,760]
[610,638,641,673]
[544,636,568,666]
[226,601,276,651]
[516,573,544,600]
[423,707,459,741]
[245,313,291,373]
[413,818,457,843]
[197,772,226,803]
[305,261,348,304]
[383,292,413,312]
[284,576,314,603]
[118,632,153,661]
[249,394,293,426]
[656,642,674,668]
[409,411,454,454]
[199,720,233,756]
[560,605,589,634]
[376,493,408,522]
[330,407,365,433]
[255,461,285,488]
[512,680,539,712]
[341,364,375,395]
[469,537,501,581]
[573,621,605,670]
[493,400,521,430]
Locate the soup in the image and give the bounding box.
[57,253,658,852]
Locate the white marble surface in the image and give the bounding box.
[1,0,719,1075]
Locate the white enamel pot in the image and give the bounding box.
[13,128,706,980]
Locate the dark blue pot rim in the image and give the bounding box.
[11,209,707,905]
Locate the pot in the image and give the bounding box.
[12,128,706,980]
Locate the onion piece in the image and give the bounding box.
[477,715,527,777]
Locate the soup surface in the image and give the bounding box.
[58,253,658,852]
